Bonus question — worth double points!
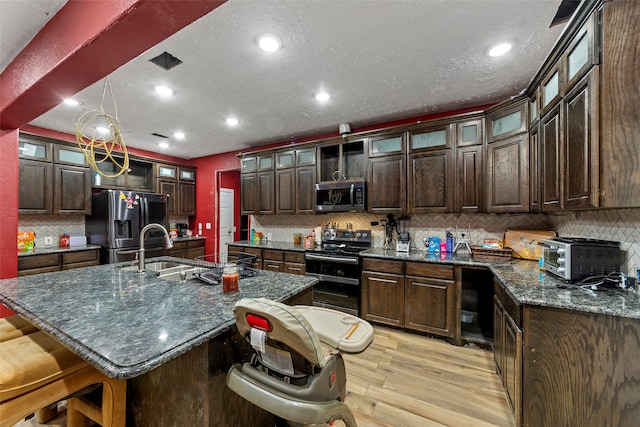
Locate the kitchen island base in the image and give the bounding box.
[127,287,312,426]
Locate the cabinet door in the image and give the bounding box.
[179,182,196,216]
[284,262,305,275]
[240,173,257,215]
[54,164,91,214]
[295,166,316,214]
[455,145,483,213]
[368,154,406,213]
[504,312,522,424]
[408,149,453,213]
[361,271,404,327]
[486,134,529,212]
[404,275,456,337]
[493,294,505,379]
[276,169,295,214]
[257,171,275,215]
[159,180,178,216]
[563,69,599,209]
[18,159,53,214]
[456,119,483,147]
[540,105,563,211]
[529,125,541,212]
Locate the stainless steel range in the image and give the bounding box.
[305,229,371,316]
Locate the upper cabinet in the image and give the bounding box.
[367,132,406,213]
[157,163,197,216]
[485,99,530,213]
[318,139,366,182]
[241,153,275,215]
[18,135,91,215]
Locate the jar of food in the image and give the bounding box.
[293,233,302,245]
[222,263,239,293]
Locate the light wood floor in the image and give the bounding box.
[14,326,514,427]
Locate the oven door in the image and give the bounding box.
[305,253,361,316]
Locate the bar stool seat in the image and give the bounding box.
[0,315,38,343]
[0,330,126,427]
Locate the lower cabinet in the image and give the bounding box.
[361,258,461,342]
[494,280,523,425]
[18,249,100,276]
[405,262,458,339]
[361,259,405,327]
[263,249,284,272]
[168,239,205,259]
[227,245,263,269]
[283,251,305,275]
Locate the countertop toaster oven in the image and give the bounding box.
[541,237,623,281]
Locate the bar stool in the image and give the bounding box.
[0,315,38,343]
[0,329,126,427]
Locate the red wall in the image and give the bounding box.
[219,170,242,242]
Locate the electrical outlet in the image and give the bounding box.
[44,236,53,246]
[206,223,212,230]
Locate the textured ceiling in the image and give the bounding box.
[2,0,567,159]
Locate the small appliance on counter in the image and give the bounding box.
[396,232,410,252]
[540,237,624,281]
[176,223,189,237]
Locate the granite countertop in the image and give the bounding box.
[0,256,317,379]
[230,240,312,252]
[17,244,101,257]
[360,248,640,320]
[170,236,206,242]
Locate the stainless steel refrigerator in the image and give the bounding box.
[86,190,170,263]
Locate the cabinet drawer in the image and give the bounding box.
[284,251,305,263]
[263,249,284,261]
[18,254,60,270]
[61,260,99,270]
[62,249,99,265]
[504,293,521,327]
[405,262,454,280]
[284,262,305,275]
[187,239,205,248]
[171,241,189,250]
[244,247,262,257]
[362,258,404,274]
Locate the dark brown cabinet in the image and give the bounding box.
[157,164,196,216]
[18,136,91,215]
[540,105,562,211]
[276,168,295,214]
[486,133,529,213]
[367,133,406,213]
[563,69,599,209]
[494,280,522,425]
[361,259,405,327]
[529,124,541,212]
[283,251,305,275]
[18,249,99,276]
[404,262,457,339]
[455,145,483,213]
[408,149,454,213]
[263,249,284,272]
[54,164,92,214]
[241,154,275,215]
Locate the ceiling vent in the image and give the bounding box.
[152,133,169,138]
[149,51,183,71]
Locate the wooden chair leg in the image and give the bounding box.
[67,398,92,427]
[37,404,59,423]
[67,377,126,427]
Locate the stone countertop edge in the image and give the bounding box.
[0,256,317,379]
[230,240,311,252]
[170,236,206,242]
[17,244,101,257]
[359,248,640,320]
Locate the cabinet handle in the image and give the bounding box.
[288,267,302,271]
[369,277,398,284]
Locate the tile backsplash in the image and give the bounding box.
[252,208,640,277]
[18,215,86,248]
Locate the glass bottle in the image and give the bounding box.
[222,263,239,293]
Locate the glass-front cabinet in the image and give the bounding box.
[319,139,365,182]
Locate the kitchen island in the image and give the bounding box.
[0,257,317,426]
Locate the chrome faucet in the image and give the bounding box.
[138,223,173,274]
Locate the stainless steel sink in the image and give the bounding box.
[156,266,200,281]
[120,261,194,273]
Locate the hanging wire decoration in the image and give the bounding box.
[73,77,129,177]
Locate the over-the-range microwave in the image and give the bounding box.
[315,180,366,212]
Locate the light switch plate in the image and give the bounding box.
[206,223,212,230]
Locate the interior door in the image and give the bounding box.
[219,188,235,258]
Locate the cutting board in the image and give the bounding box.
[503,229,556,260]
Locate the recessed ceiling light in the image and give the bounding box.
[258,34,281,52]
[158,142,169,149]
[63,98,80,106]
[488,42,512,57]
[96,126,110,134]
[173,132,185,140]
[315,92,330,102]
[226,117,239,126]
[154,85,174,96]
